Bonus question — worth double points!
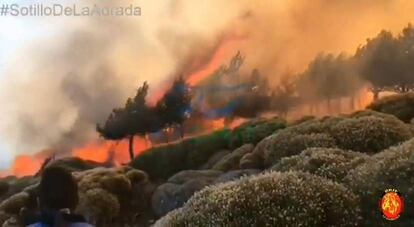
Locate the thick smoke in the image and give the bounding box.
[1,0,414,157]
[0,0,245,156]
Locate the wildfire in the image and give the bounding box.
[149,34,245,106]
[187,37,243,87]
[0,137,150,178]
[210,118,246,131]
[73,137,150,165]
[10,155,43,177]
[358,87,374,109]
[1,33,247,178]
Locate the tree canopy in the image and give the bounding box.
[97,82,153,160]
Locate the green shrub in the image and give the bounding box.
[212,144,254,171]
[271,148,368,182]
[130,129,232,180]
[77,188,120,223]
[344,138,414,226]
[75,167,151,226]
[367,93,414,123]
[239,152,264,169]
[348,109,400,120]
[287,116,344,135]
[185,130,233,169]
[130,143,189,181]
[229,117,286,149]
[330,116,412,153]
[288,115,316,126]
[261,131,337,166]
[155,171,361,227]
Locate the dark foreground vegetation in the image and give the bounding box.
[0,93,413,226]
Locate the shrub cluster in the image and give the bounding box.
[212,144,254,171]
[131,118,286,180]
[155,171,362,227]
[259,131,337,166]
[330,115,412,153]
[229,117,286,149]
[0,178,39,226]
[151,170,222,217]
[130,129,232,180]
[287,115,316,126]
[344,138,414,226]
[287,116,345,135]
[367,92,414,123]
[271,147,368,182]
[73,166,150,226]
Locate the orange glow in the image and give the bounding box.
[211,119,226,130]
[11,155,43,177]
[229,118,247,129]
[148,82,170,106]
[73,137,150,165]
[2,137,151,178]
[208,118,246,131]
[148,35,245,106]
[187,38,242,87]
[72,141,115,163]
[358,87,374,109]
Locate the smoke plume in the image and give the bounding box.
[1,0,414,158]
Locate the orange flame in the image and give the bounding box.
[187,38,243,87]
[148,34,245,106]
[1,137,151,178]
[11,155,43,177]
[73,137,150,165]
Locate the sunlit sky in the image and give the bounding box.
[0,0,69,168]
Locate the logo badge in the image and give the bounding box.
[379,189,404,221]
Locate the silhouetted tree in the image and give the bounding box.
[272,75,297,116]
[97,82,152,160]
[155,77,192,139]
[397,23,414,92]
[355,28,414,99]
[297,54,358,111]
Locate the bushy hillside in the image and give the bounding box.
[367,92,414,123]
[130,117,286,180]
[155,171,361,227]
[1,94,414,226]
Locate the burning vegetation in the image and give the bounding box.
[6,23,414,177]
[2,1,414,226]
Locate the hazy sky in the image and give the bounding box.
[0,0,67,168]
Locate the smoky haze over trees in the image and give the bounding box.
[356,23,414,99]
[97,24,414,151]
[296,53,361,113]
[295,23,414,112]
